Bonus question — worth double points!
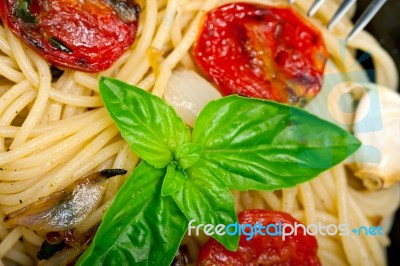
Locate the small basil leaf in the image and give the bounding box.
[99,77,190,168]
[193,95,361,190]
[171,161,239,251]
[77,161,187,266]
[161,164,186,196]
[175,143,203,169]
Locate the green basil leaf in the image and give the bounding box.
[77,161,187,265]
[161,164,186,196]
[193,95,361,190]
[99,77,190,168]
[175,143,203,169]
[171,159,239,251]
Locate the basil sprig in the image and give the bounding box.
[78,77,360,265]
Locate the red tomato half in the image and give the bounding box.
[0,0,140,72]
[193,3,328,105]
[198,210,320,266]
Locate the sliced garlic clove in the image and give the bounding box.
[4,169,127,231]
[353,85,400,190]
[164,69,221,127]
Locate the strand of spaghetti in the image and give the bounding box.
[19,227,43,247]
[0,171,49,195]
[104,143,131,202]
[49,89,102,107]
[152,67,171,97]
[46,102,62,122]
[249,191,267,210]
[4,28,38,86]
[317,237,347,258]
[1,144,82,181]
[349,185,400,218]
[137,72,155,90]
[151,0,180,51]
[0,108,107,165]
[126,56,151,85]
[299,182,318,225]
[100,51,132,78]
[239,191,254,210]
[117,144,138,180]
[60,80,90,119]
[48,125,121,191]
[0,90,36,126]
[0,80,31,118]
[117,0,159,81]
[3,116,112,170]
[320,171,337,207]
[289,210,339,225]
[0,56,19,70]
[232,190,243,212]
[281,187,298,213]
[171,4,198,69]
[0,26,12,57]
[170,0,188,48]
[318,249,349,266]
[256,191,281,211]
[68,139,126,187]
[0,177,39,195]
[348,31,399,90]
[310,177,335,212]
[0,125,120,209]
[0,57,24,83]
[73,72,98,93]
[183,1,203,11]
[10,51,51,148]
[0,90,36,151]
[0,108,101,138]
[46,71,72,121]
[0,227,21,258]
[152,0,219,96]
[335,164,373,265]
[3,248,33,266]
[348,194,386,265]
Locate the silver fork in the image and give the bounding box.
[289,0,387,41]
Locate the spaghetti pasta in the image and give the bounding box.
[0,0,399,265]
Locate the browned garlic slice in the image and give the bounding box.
[4,169,126,231]
[353,86,400,189]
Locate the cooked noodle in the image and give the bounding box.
[0,0,399,265]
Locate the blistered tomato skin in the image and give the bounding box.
[198,210,320,266]
[193,3,328,105]
[0,0,140,72]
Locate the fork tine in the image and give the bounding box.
[327,0,356,30]
[346,0,387,41]
[288,0,295,4]
[308,0,326,17]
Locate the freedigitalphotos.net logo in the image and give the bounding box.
[188,219,384,241]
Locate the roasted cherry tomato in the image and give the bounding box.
[0,0,140,72]
[198,210,320,265]
[193,3,328,105]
